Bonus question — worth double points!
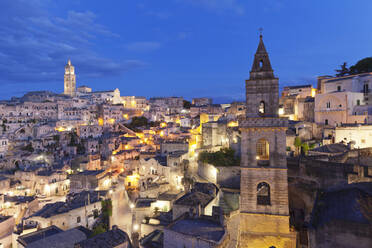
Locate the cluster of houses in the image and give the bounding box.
[0,55,371,248]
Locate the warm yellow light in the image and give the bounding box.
[133,224,139,231]
[98,118,104,126]
[123,114,129,120]
[55,127,66,132]
[227,121,239,127]
[160,122,167,128]
[256,156,260,160]
[278,108,284,115]
[109,118,115,125]
[103,179,111,187]
[311,88,317,97]
[160,131,164,137]
[130,203,135,209]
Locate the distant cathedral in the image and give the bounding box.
[64,59,76,96]
[239,35,297,247]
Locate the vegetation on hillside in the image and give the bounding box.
[198,148,240,167]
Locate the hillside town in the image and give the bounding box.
[0,35,371,248]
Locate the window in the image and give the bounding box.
[326,102,331,108]
[361,139,366,144]
[259,60,263,69]
[357,99,360,106]
[337,85,341,91]
[77,216,81,223]
[259,101,265,115]
[325,119,328,125]
[363,84,369,94]
[256,138,269,166]
[257,182,270,205]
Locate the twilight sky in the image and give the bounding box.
[0,0,371,102]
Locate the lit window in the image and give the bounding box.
[259,101,265,115]
[256,138,269,163]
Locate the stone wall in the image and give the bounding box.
[239,213,296,248]
[240,168,290,215]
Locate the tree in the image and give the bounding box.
[301,142,309,155]
[22,143,34,153]
[335,62,350,77]
[183,100,192,109]
[350,57,372,75]
[294,137,302,156]
[91,223,107,237]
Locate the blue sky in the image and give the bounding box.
[0,0,371,102]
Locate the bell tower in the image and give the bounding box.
[239,35,296,248]
[64,59,76,97]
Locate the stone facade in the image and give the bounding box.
[239,35,296,247]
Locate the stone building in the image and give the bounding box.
[239,34,296,247]
[192,98,212,106]
[0,136,8,159]
[335,124,372,148]
[163,207,228,248]
[26,191,107,231]
[314,91,366,126]
[64,60,76,97]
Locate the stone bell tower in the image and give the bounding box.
[64,59,76,97]
[239,35,296,248]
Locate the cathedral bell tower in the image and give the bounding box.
[64,59,76,97]
[239,35,296,247]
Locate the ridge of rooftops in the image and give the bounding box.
[30,190,107,218]
[324,72,372,83]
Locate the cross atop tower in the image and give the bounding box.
[259,27,263,37]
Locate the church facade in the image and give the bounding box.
[239,35,297,247]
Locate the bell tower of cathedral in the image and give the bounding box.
[64,59,76,97]
[239,35,296,248]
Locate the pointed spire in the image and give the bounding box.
[250,34,274,79]
[256,34,267,54]
[67,59,71,66]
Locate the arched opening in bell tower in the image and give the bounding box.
[258,101,265,115]
[257,182,271,205]
[256,138,269,166]
[259,60,263,69]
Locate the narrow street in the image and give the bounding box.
[110,182,133,236]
